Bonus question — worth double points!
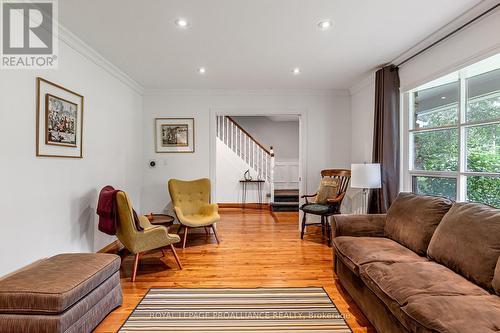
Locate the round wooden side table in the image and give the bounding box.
[148,214,175,227]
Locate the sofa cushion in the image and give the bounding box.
[402,295,500,333]
[333,236,427,276]
[494,257,500,296]
[360,261,489,308]
[0,253,120,314]
[385,193,452,256]
[427,202,500,291]
[360,262,492,333]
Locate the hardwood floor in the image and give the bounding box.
[94,208,375,333]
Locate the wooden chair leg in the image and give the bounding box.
[131,253,141,282]
[321,216,325,235]
[183,226,189,249]
[301,212,307,239]
[161,248,166,257]
[211,225,220,244]
[170,244,183,269]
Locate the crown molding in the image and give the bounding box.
[143,88,350,97]
[57,24,144,95]
[390,0,500,67]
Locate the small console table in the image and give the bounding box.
[239,179,265,208]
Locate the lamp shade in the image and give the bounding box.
[351,163,381,189]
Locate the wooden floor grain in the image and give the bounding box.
[94,208,375,333]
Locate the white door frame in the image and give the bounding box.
[209,107,308,226]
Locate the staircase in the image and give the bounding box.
[216,116,273,183]
[271,189,300,212]
[216,115,299,211]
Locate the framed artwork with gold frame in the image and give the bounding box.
[155,118,195,153]
[36,77,84,158]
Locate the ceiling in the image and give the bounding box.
[59,0,484,90]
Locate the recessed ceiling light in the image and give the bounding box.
[292,68,301,75]
[175,18,189,28]
[198,67,206,74]
[318,19,333,30]
[441,96,447,100]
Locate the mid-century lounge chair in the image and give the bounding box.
[168,178,221,248]
[116,191,182,282]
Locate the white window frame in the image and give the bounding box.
[402,67,500,203]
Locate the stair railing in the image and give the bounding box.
[216,116,274,186]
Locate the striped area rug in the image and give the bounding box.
[119,287,351,332]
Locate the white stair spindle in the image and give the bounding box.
[233,123,236,152]
[223,117,226,144]
[240,129,243,158]
[253,142,257,170]
[225,117,229,145]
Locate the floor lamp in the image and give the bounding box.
[351,163,381,214]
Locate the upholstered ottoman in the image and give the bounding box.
[0,253,122,333]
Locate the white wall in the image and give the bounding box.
[141,90,351,214]
[346,75,375,213]
[0,40,143,276]
[231,116,299,161]
[350,76,375,164]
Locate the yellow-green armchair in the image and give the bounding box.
[168,178,221,248]
[116,191,182,282]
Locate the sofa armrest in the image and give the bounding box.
[332,214,387,238]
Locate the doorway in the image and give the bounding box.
[209,109,307,227]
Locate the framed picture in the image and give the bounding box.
[155,118,195,153]
[36,78,84,158]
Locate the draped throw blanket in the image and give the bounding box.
[368,65,400,214]
[97,185,143,235]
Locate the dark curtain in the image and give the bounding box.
[368,65,400,214]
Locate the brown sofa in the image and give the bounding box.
[332,193,500,333]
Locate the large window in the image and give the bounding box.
[406,56,500,207]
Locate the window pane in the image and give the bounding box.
[412,176,457,200]
[413,81,459,129]
[466,68,500,123]
[467,176,500,207]
[466,123,500,173]
[412,129,458,171]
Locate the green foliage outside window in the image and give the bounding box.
[413,176,457,200]
[412,97,499,207]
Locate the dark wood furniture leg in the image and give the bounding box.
[242,182,247,209]
[321,216,325,235]
[301,212,307,239]
[258,182,262,207]
[212,225,220,244]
